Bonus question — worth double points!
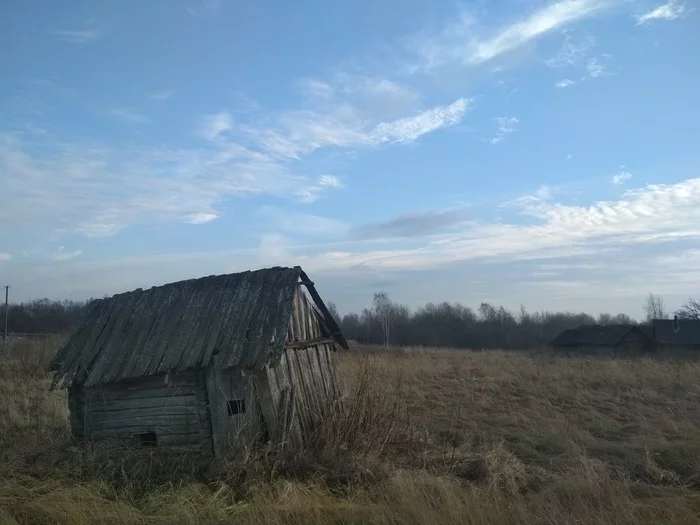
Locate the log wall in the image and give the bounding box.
[68,370,212,453]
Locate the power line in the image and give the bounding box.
[3,285,8,341]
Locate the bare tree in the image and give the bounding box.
[676,298,700,320]
[326,302,341,325]
[643,293,666,322]
[372,291,393,347]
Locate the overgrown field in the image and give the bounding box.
[2,337,700,524]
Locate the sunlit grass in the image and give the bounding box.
[1,339,699,524]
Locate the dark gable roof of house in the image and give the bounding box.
[50,266,347,388]
[653,319,700,346]
[550,325,643,347]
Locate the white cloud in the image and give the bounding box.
[556,79,577,88]
[298,79,335,100]
[295,175,345,204]
[489,116,519,144]
[199,112,233,141]
[54,29,101,43]
[0,131,343,237]
[409,0,611,72]
[371,98,470,144]
[52,247,82,261]
[636,0,688,24]
[150,89,176,102]
[241,98,470,159]
[295,177,700,273]
[333,74,420,109]
[612,170,632,185]
[546,32,596,68]
[585,58,606,78]
[0,253,10,261]
[184,212,219,224]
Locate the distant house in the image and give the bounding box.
[49,266,348,456]
[549,325,652,356]
[651,319,700,356]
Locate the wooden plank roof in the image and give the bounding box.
[549,324,644,347]
[653,319,700,346]
[50,266,343,388]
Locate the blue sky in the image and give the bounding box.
[1,0,698,319]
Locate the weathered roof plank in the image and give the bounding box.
[51,266,313,387]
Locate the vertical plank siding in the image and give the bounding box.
[262,287,343,447]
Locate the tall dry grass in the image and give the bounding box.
[1,339,700,524]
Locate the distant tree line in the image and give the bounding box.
[1,299,92,335]
[329,293,700,350]
[1,292,697,349]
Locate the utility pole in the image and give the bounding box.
[3,286,8,342]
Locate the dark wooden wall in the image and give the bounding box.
[68,371,212,452]
[205,355,264,456]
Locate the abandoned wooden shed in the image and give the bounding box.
[49,266,348,456]
[549,325,652,357]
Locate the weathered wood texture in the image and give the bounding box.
[257,287,343,447]
[52,266,348,456]
[69,371,212,452]
[50,267,302,388]
[205,355,264,456]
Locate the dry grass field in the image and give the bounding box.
[2,337,700,524]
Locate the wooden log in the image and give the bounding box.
[89,408,199,423]
[91,418,201,432]
[86,396,197,411]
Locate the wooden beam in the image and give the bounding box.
[297,269,349,350]
[285,337,336,349]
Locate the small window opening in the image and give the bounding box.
[136,431,158,447]
[227,399,246,416]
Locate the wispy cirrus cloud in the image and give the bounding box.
[199,112,233,141]
[408,0,612,72]
[489,117,519,145]
[184,212,219,225]
[52,247,82,261]
[612,168,632,185]
[237,98,471,159]
[546,32,595,68]
[556,78,577,88]
[0,130,342,238]
[636,0,688,24]
[546,32,613,87]
[54,29,101,43]
[586,58,606,78]
[291,177,700,273]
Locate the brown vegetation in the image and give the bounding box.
[2,338,700,524]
